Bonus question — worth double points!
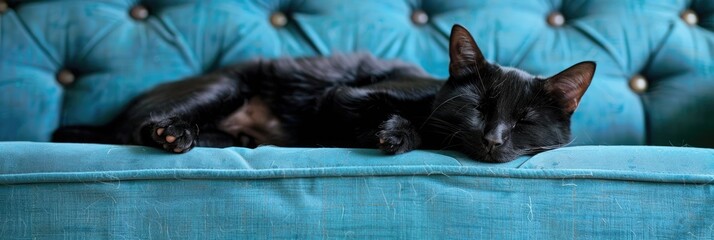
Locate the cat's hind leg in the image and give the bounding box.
[122,73,247,153]
[146,119,235,153]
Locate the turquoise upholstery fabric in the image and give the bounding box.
[1,0,713,238]
[1,142,713,238]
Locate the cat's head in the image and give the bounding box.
[427,25,595,163]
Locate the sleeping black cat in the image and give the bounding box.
[53,25,595,163]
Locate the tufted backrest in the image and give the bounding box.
[1,0,712,147]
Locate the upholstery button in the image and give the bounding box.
[57,69,76,86]
[411,10,429,25]
[270,12,288,27]
[629,75,648,93]
[547,12,565,27]
[680,9,698,25]
[0,1,8,14]
[130,5,149,20]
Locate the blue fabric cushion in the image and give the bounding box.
[1,142,713,238]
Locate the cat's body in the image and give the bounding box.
[54,53,442,152]
[53,25,595,163]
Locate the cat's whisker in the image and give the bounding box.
[455,104,470,113]
[441,130,463,146]
[438,143,464,151]
[492,79,507,94]
[525,138,577,153]
[432,126,460,134]
[425,118,462,133]
[419,94,465,130]
[427,117,457,126]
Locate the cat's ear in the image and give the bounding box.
[449,24,487,76]
[545,61,596,113]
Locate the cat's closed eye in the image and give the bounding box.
[514,110,538,127]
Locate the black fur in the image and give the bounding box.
[53,25,595,163]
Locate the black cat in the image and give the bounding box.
[53,25,595,163]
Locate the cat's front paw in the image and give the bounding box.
[377,115,421,155]
[150,117,198,153]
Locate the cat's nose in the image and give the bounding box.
[484,123,508,150]
[484,135,503,150]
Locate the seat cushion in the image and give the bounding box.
[1,142,712,238]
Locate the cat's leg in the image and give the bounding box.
[377,114,422,154]
[149,123,234,153]
[326,78,439,155]
[118,73,247,153]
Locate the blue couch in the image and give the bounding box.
[1,0,713,238]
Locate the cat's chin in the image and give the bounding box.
[464,148,520,163]
[485,154,518,163]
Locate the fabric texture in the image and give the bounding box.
[0,0,713,238]
[1,142,713,238]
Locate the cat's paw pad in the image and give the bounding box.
[150,118,198,153]
[377,130,410,154]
